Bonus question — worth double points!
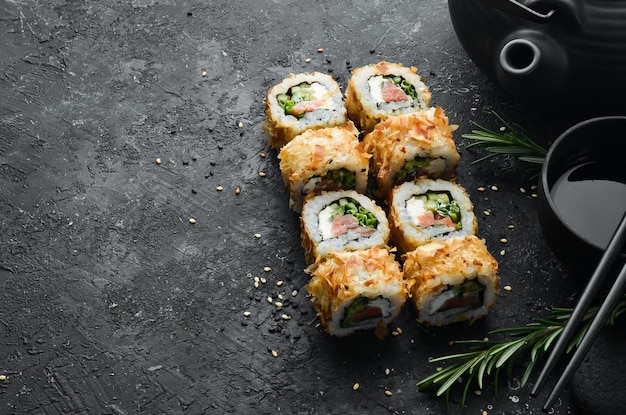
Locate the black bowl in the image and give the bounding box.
[537,116,626,283]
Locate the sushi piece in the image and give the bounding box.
[263,72,348,149]
[344,61,431,133]
[305,247,408,337]
[301,190,390,265]
[362,106,460,198]
[278,122,370,212]
[403,235,499,326]
[388,179,478,253]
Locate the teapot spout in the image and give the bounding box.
[495,30,569,104]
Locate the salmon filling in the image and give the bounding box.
[429,279,485,315]
[276,82,333,118]
[302,168,357,195]
[340,296,391,328]
[406,191,462,231]
[318,197,378,240]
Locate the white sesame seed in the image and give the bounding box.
[264,266,271,272]
[499,126,506,132]
[385,390,393,396]
[504,285,512,291]
[520,187,527,193]
[491,185,498,191]
[531,185,537,190]
[254,276,260,283]
[260,277,267,284]
[259,172,266,177]
[254,281,259,288]
[531,193,538,198]
[243,311,251,317]
[353,383,360,391]
[474,390,482,396]
[477,186,486,192]
[281,314,291,320]
[305,58,312,63]
[508,224,515,229]
[238,121,244,128]
[500,250,506,256]
[201,71,207,77]
[483,210,491,216]
[155,158,162,165]
[267,297,273,303]
[0,375,6,381]
[254,233,262,238]
[276,280,284,287]
[291,290,298,297]
[385,368,390,375]
[188,218,197,224]
[216,186,223,191]
[278,294,284,300]
[271,350,278,358]
[274,301,283,308]
[500,238,508,243]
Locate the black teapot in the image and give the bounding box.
[448,0,626,113]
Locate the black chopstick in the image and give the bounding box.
[531,210,626,408]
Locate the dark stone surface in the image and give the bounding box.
[0,0,621,414]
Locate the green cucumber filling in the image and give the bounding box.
[327,197,378,228]
[276,82,317,119]
[396,157,432,183]
[340,296,388,328]
[383,75,418,99]
[412,191,462,230]
[308,168,356,192]
[434,279,485,314]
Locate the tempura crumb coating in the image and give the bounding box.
[278,122,370,212]
[362,106,460,199]
[403,235,499,326]
[305,247,408,336]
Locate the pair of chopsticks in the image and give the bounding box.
[531,210,626,410]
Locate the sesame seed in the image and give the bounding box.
[353,383,360,391]
[500,250,506,256]
[508,224,515,229]
[267,297,273,303]
[259,172,266,177]
[500,238,508,243]
[392,330,399,336]
[238,121,244,128]
[385,368,390,375]
[531,185,537,190]
[305,58,312,63]
[449,340,455,346]
[243,311,251,317]
[276,280,284,287]
[291,290,298,297]
[520,187,527,193]
[491,185,498,191]
[216,186,223,191]
[260,277,267,284]
[483,337,489,341]
[254,281,259,288]
[275,301,283,308]
[277,294,284,300]
[436,367,443,372]
[317,48,324,53]
[499,126,506,132]
[155,158,162,165]
[385,390,393,396]
[0,375,6,381]
[483,210,491,216]
[254,276,260,283]
[281,314,291,320]
[264,266,271,272]
[271,350,278,358]
[235,187,241,195]
[189,218,197,224]
[396,327,403,334]
[483,411,488,415]
[477,186,486,192]
[260,152,266,158]
[201,71,207,77]
[531,193,538,198]
[475,390,482,396]
[254,233,261,238]
[504,285,512,291]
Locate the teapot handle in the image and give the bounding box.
[478,0,583,29]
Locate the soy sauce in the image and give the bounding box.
[550,162,626,250]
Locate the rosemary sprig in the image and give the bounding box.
[417,294,626,407]
[463,112,548,166]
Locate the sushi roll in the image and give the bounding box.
[344,61,431,133]
[278,122,370,212]
[362,106,460,199]
[301,190,390,265]
[305,247,408,337]
[388,179,478,253]
[403,235,499,326]
[263,72,348,149]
